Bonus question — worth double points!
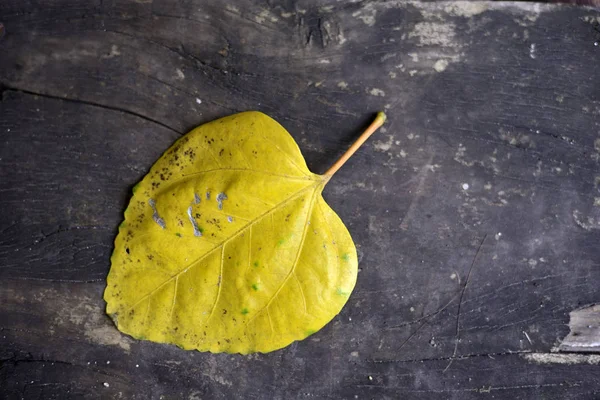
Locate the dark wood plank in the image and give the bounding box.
[2,1,600,399]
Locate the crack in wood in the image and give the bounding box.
[0,85,182,135]
[444,234,487,373]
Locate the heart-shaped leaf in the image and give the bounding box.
[104,111,385,353]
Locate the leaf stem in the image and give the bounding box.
[323,111,387,178]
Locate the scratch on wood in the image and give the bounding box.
[444,234,487,372]
[372,349,531,364]
[400,155,435,231]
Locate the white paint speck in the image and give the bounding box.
[450,273,457,280]
[462,183,469,190]
[495,232,502,240]
[368,375,373,381]
[409,22,458,47]
[410,306,415,312]
[528,259,538,267]
[136,364,139,368]
[350,351,359,357]
[106,361,110,364]
[254,9,278,24]
[175,68,185,80]
[529,43,536,59]
[103,382,110,388]
[442,2,488,17]
[373,136,394,152]
[400,149,407,158]
[318,59,331,64]
[110,45,120,57]
[369,88,386,97]
[196,98,202,104]
[352,9,377,26]
[595,42,598,47]
[434,59,449,72]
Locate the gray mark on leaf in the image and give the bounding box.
[148,199,166,229]
[187,206,202,237]
[216,192,228,210]
[206,191,211,200]
[194,193,201,204]
[227,216,233,223]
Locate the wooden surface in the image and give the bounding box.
[2,1,600,399]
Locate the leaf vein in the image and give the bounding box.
[237,187,320,337]
[294,272,308,315]
[169,276,179,321]
[256,123,310,176]
[206,245,226,323]
[120,181,321,317]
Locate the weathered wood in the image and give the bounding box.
[559,304,600,352]
[2,1,600,399]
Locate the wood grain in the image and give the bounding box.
[1,1,600,399]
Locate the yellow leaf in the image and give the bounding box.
[104,111,385,354]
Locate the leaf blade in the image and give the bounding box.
[105,112,358,353]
